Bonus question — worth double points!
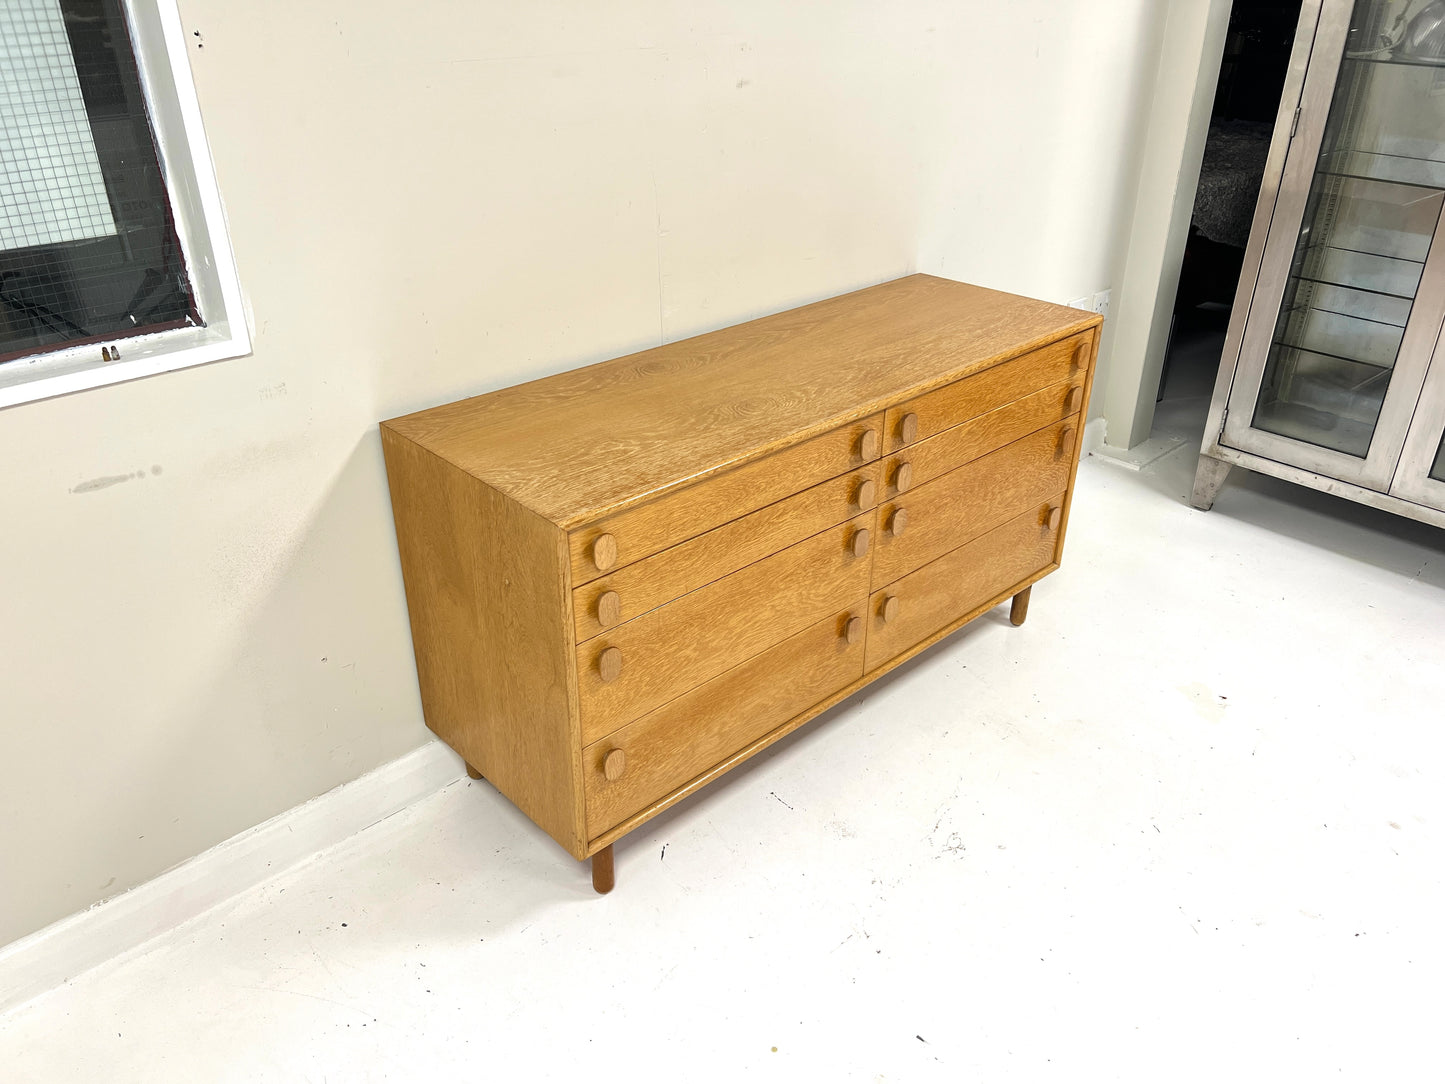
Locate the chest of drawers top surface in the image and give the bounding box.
[382,274,1099,527]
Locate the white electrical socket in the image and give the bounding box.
[1066,296,1091,311]
[1092,289,1111,319]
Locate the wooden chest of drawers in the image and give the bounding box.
[380,274,1101,892]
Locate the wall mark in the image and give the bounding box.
[71,471,147,493]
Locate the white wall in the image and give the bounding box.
[0,0,1162,947]
[1099,0,1232,451]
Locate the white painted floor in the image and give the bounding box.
[4,355,1444,1081]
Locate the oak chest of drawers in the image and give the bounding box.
[381,274,1101,892]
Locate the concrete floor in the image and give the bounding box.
[3,340,1444,1081]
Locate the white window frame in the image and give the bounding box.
[0,0,249,409]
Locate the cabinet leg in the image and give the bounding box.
[465,762,483,780]
[1191,454,1231,511]
[591,845,615,895]
[1009,586,1032,627]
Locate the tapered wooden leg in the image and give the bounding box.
[465,762,483,780]
[1009,586,1032,627]
[589,844,612,896]
[591,845,615,895]
[1191,454,1231,511]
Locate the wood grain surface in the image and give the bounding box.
[382,275,1099,528]
[380,431,583,856]
[583,608,866,836]
[884,378,1082,497]
[576,514,873,745]
[883,330,1090,452]
[1050,327,1101,568]
[871,416,1077,586]
[568,414,882,585]
[586,557,1064,855]
[865,501,1063,671]
[572,461,881,642]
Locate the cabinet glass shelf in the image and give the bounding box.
[1285,279,1414,323]
[1318,154,1445,188]
[1342,51,1445,70]
[1291,244,1425,297]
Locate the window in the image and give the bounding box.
[0,0,247,408]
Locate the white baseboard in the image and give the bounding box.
[1081,415,1107,456]
[1091,432,1188,472]
[0,740,462,1016]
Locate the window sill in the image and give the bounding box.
[0,319,251,409]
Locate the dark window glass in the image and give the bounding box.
[0,0,196,365]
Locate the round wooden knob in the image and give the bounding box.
[851,527,871,557]
[899,412,919,444]
[1045,505,1063,530]
[888,507,909,537]
[844,616,864,645]
[854,478,877,509]
[597,646,622,682]
[893,461,913,493]
[1066,386,1084,413]
[858,428,880,461]
[1071,341,1087,372]
[596,590,621,626]
[591,534,618,571]
[603,748,626,781]
[1057,425,1077,458]
[881,595,900,623]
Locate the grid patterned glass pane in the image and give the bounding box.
[0,0,116,250]
[1252,0,1445,457]
[0,0,195,364]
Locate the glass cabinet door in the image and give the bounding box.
[1390,346,1445,509]
[1223,0,1445,489]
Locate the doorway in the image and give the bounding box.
[1150,1,1306,452]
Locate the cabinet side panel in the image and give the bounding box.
[381,427,583,857]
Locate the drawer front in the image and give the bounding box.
[570,413,884,586]
[576,514,874,744]
[865,501,1062,671]
[583,608,867,837]
[882,379,1083,499]
[873,417,1076,586]
[883,333,1090,452]
[573,461,881,642]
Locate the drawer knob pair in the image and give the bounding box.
[591,533,618,571]
[1042,504,1063,531]
[597,646,623,683]
[893,461,913,493]
[898,412,919,445]
[858,428,880,461]
[603,748,627,781]
[851,527,871,558]
[887,507,909,537]
[844,615,865,645]
[854,478,877,510]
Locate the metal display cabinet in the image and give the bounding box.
[1194,0,1445,528]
